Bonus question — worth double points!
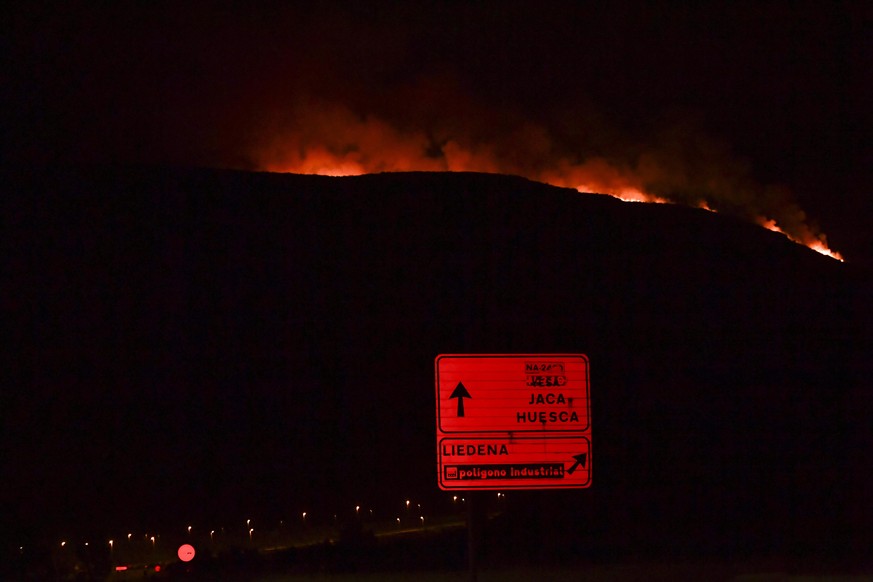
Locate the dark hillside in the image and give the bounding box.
[2,166,869,565]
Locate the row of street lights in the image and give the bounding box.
[60,535,155,549]
[49,493,508,552]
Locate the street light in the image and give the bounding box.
[248,529,254,542]
[187,526,192,534]
[210,530,215,542]
[302,512,307,524]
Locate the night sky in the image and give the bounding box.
[2,0,872,565]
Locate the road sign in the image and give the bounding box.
[435,354,592,490]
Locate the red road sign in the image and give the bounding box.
[435,354,592,490]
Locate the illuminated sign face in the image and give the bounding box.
[435,354,591,490]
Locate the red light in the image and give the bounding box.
[177,543,196,562]
[115,565,128,571]
[154,564,161,572]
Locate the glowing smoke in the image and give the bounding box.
[249,97,842,261]
[4,4,849,262]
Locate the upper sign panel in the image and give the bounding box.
[435,354,590,434]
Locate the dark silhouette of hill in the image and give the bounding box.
[2,165,870,567]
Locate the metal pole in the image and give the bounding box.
[467,493,478,582]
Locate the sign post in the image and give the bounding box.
[435,354,592,490]
[436,354,592,581]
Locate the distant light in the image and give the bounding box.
[187,526,192,533]
[154,564,161,572]
[60,541,66,547]
[178,544,196,562]
[115,566,128,571]
[128,533,132,540]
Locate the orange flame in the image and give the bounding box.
[757,217,844,261]
[253,104,843,262]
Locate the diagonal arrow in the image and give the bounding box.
[566,453,587,475]
[449,382,472,417]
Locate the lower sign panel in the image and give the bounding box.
[437,436,591,490]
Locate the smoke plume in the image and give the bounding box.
[6,4,846,260]
[245,86,840,260]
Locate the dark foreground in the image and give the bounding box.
[2,165,871,580]
[9,509,873,580]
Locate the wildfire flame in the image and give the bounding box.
[759,218,844,261]
[253,103,843,262]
